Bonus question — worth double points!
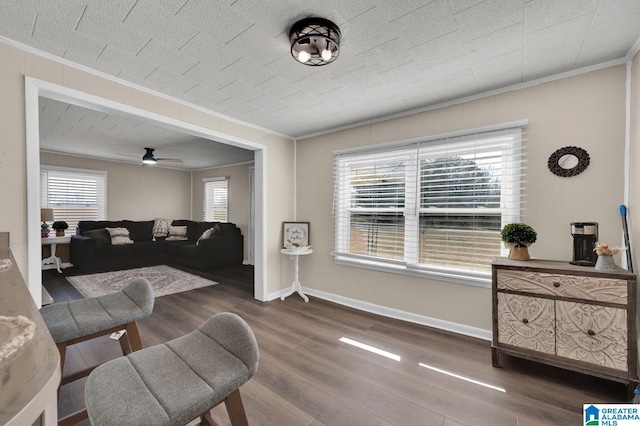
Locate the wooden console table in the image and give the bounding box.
[0,232,61,425]
[492,257,637,387]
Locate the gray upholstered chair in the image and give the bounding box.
[40,277,155,425]
[85,312,259,426]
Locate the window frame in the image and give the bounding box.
[203,176,229,222]
[332,122,527,287]
[40,165,108,235]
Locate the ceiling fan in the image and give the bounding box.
[141,148,183,165]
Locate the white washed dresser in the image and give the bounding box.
[492,257,638,387]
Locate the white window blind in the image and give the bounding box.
[40,167,107,235]
[333,125,526,282]
[203,177,229,222]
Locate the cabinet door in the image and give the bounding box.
[556,301,628,371]
[497,293,555,354]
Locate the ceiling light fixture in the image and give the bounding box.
[290,17,341,66]
[142,147,157,165]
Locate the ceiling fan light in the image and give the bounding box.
[290,17,341,66]
[142,148,157,165]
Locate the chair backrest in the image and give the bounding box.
[122,278,155,316]
[198,312,259,376]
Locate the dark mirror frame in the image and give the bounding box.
[548,146,590,177]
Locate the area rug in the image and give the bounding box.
[66,265,217,298]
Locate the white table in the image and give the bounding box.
[280,248,312,302]
[41,236,71,273]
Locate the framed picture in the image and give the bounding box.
[282,222,310,248]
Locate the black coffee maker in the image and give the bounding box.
[570,222,598,266]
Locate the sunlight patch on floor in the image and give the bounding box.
[419,362,506,392]
[339,337,401,361]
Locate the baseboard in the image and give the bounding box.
[267,286,492,341]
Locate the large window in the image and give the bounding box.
[40,166,107,235]
[333,125,526,284]
[203,177,229,222]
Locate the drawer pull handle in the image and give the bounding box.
[553,282,561,288]
[587,329,595,336]
[522,318,529,324]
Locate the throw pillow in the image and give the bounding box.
[153,218,171,238]
[196,224,220,246]
[166,225,188,241]
[82,228,111,246]
[105,227,134,245]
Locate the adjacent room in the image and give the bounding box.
[1,1,640,425]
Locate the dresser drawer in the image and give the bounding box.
[497,293,555,354]
[497,269,627,304]
[556,301,628,371]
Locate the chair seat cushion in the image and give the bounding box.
[85,312,258,426]
[40,278,154,343]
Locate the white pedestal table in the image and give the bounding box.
[280,248,312,302]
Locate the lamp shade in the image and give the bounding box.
[41,208,54,222]
[290,18,341,66]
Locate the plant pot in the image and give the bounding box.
[595,254,619,271]
[55,230,65,237]
[508,246,530,261]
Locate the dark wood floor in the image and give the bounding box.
[44,265,629,426]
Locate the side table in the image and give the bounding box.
[41,236,71,273]
[280,248,312,302]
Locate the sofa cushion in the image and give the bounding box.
[170,220,196,240]
[78,221,124,234]
[165,241,191,255]
[166,225,188,241]
[95,244,135,258]
[152,218,171,238]
[82,228,111,246]
[216,223,239,236]
[133,241,166,255]
[106,227,134,245]
[122,220,154,242]
[180,244,199,258]
[196,225,220,246]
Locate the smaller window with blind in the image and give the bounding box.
[203,177,229,222]
[41,166,107,235]
[333,123,527,285]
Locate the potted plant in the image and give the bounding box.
[52,221,69,237]
[501,223,537,261]
[41,222,50,238]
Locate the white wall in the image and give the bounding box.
[628,52,640,278]
[41,152,192,221]
[296,65,628,333]
[0,40,295,300]
[192,162,254,261]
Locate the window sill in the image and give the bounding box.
[333,254,491,288]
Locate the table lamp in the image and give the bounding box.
[41,208,54,237]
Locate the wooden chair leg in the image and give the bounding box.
[125,321,144,352]
[55,342,67,400]
[58,408,88,426]
[224,389,249,426]
[201,410,221,426]
[118,329,133,355]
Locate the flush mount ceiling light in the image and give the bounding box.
[290,17,341,66]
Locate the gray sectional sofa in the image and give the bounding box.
[70,219,243,273]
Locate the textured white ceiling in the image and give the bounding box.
[2,0,640,165]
